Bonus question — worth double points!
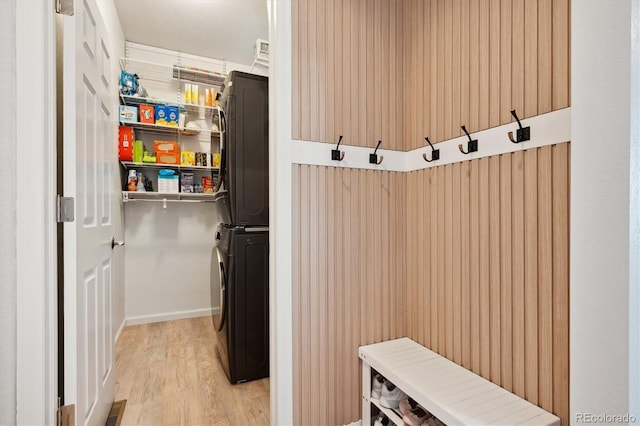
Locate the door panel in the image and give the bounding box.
[64,0,116,424]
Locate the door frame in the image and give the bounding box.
[15,0,58,424]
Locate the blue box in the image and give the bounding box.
[155,105,168,126]
[119,105,138,123]
[166,106,179,127]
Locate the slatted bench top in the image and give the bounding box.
[359,338,560,426]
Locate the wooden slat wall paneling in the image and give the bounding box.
[524,148,539,404]
[417,171,425,343]
[430,168,439,350]
[429,0,438,146]
[469,159,480,371]
[478,0,490,130]
[538,0,553,114]
[537,146,553,413]
[349,168,361,424]
[445,164,454,360]
[325,0,334,143]
[452,0,462,140]
[333,168,342,421]
[552,0,570,109]
[469,0,480,134]
[499,0,512,125]
[407,172,416,340]
[292,166,406,424]
[293,0,570,146]
[460,160,471,370]
[423,170,432,346]
[400,145,569,426]
[489,156,501,384]
[499,153,513,393]
[479,157,491,380]
[308,165,319,421]
[512,150,526,400]
[318,0,327,143]
[334,0,343,141]
[292,0,299,139]
[524,0,538,118]
[512,0,525,117]
[308,0,318,141]
[298,0,309,141]
[489,0,501,128]
[452,162,462,365]
[444,0,454,145]
[292,166,301,425]
[437,165,446,354]
[460,0,470,137]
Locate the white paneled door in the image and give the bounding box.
[63,0,116,424]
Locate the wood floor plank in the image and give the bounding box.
[115,317,269,426]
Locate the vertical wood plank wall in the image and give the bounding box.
[291,0,406,150]
[291,1,571,425]
[292,0,570,151]
[292,166,406,425]
[402,0,570,149]
[404,143,570,425]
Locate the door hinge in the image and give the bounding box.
[55,0,74,16]
[56,195,75,223]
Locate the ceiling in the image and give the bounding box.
[113,0,269,66]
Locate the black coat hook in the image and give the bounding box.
[422,137,440,162]
[508,110,531,143]
[331,135,345,161]
[458,125,478,154]
[369,140,384,164]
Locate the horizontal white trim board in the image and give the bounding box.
[126,307,219,326]
[291,108,571,172]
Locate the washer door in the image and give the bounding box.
[212,247,227,332]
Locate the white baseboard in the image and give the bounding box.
[125,307,219,326]
[114,317,126,343]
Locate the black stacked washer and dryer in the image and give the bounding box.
[212,71,269,384]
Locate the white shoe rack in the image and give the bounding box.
[359,338,560,426]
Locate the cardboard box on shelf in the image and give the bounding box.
[181,151,196,166]
[153,140,179,154]
[156,152,180,165]
[119,105,138,123]
[118,126,134,161]
[181,173,194,193]
[139,104,155,124]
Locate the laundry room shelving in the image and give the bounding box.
[118,57,225,203]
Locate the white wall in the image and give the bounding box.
[0,0,17,423]
[96,0,127,339]
[571,1,637,423]
[630,1,640,420]
[124,203,220,323]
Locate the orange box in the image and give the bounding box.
[139,104,155,124]
[156,152,180,165]
[153,140,179,154]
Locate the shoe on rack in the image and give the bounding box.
[399,397,419,415]
[402,405,433,426]
[371,374,385,399]
[379,380,406,409]
[373,412,389,426]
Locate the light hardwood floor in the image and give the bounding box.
[115,316,270,426]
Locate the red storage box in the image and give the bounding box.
[118,126,134,161]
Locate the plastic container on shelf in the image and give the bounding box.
[127,170,137,192]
